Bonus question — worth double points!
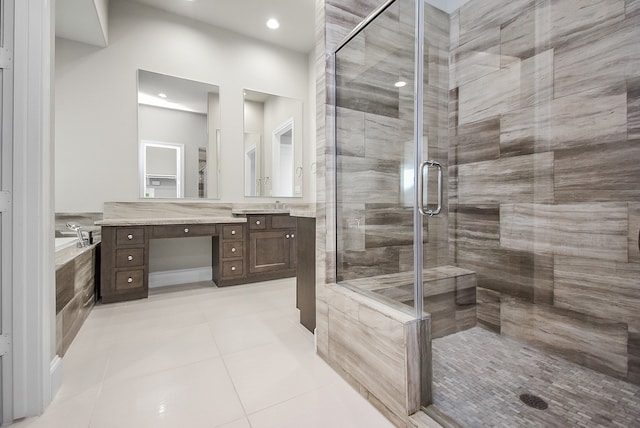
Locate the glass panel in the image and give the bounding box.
[335,0,418,313]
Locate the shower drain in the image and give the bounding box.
[519,393,548,410]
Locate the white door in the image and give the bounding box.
[0,0,14,423]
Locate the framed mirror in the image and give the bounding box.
[243,89,303,197]
[137,70,221,199]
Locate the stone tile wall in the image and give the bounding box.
[450,0,640,384]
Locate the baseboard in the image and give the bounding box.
[149,267,213,288]
[50,356,63,399]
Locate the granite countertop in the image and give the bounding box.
[231,206,316,218]
[95,216,247,226]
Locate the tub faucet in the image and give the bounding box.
[66,223,89,248]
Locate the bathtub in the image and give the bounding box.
[55,237,79,251]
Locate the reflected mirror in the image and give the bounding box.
[243,89,303,197]
[137,70,221,199]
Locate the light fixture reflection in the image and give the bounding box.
[394,81,407,88]
[158,93,167,98]
[266,18,280,29]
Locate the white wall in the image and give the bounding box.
[55,0,314,212]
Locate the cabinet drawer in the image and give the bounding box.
[222,225,244,240]
[271,215,296,229]
[221,260,244,277]
[116,228,145,246]
[115,269,144,291]
[115,248,145,268]
[222,241,243,259]
[248,216,266,230]
[151,224,216,239]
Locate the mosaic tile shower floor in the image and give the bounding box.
[432,327,640,427]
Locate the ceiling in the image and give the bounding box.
[56,0,317,53]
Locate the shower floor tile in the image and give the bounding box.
[432,327,640,427]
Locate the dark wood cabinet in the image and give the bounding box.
[296,217,316,332]
[213,224,246,286]
[101,226,149,303]
[247,214,297,281]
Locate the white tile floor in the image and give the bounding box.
[10,278,395,428]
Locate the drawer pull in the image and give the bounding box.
[127,234,133,240]
[231,247,237,253]
[231,230,236,235]
[291,233,295,238]
[184,228,189,233]
[127,277,133,283]
[127,255,133,261]
[231,266,236,271]
[285,234,290,239]
[256,220,261,225]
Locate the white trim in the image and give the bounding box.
[12,0,55,420]
[148,267,213,288]
[49,356,63,401]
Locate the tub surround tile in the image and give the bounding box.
[457,152,554,204]
[554,141,640,202]
[56,262,75,314]
[501,298,629,379]
[554,255,640,325]
[500,203,629,262]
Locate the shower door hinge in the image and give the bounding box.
[0,47,12,69]
[0,334,11,356]
[0,191,10,212]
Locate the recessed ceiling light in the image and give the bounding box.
[158,93,167,98]
[394,81,407,88]
[266,18,280,30]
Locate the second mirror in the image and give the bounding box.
[243,89,303,197]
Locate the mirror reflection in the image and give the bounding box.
[137,70,220,199]
[243,89,303,197]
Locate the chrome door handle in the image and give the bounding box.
[418,160,443,217]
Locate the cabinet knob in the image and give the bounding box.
[231,230,236,235]
[184,228,189,233]
[285,234,290,239]
[127,234,133,240]
[231,266,236,271]
[256,220,261,225]
[127,255,133,261]
[291,233,295,238]
[127,277,133,283]
[231,247,237,253]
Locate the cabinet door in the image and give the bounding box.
[249,231,291,274]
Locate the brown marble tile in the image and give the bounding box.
[337,246,401,282]
[336,155,400,204]
[500,85,627,156]
[629,203,640,264]
[629,0,640,16]
[500,0,551,64]
[451,26,501,88]
[554,140,640,202]
[449,117,500,165]
[364,205,415,249]
[56,261,74,314]
[553,9,639,99]
[458,0,536,47]
[336,107,365,157]
[551,0,626,44]
[629,79,640,139]
[500,203,629,262]
[457,152,554,204]
[336,203,365,252]
[629,325,640,384]
[501,298,629,379]
[364,113,412,163]
[554,255,640,325]
[477,287,501,333]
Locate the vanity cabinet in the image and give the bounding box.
[247,214,297,280]
[101,226,149,303]
[213,224,247,286]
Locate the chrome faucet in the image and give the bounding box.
[66,223,89,248]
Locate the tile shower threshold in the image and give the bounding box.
[431,327,640,427]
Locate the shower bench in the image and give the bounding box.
[340,265,477,339]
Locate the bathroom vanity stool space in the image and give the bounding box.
[99,214,300,303]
